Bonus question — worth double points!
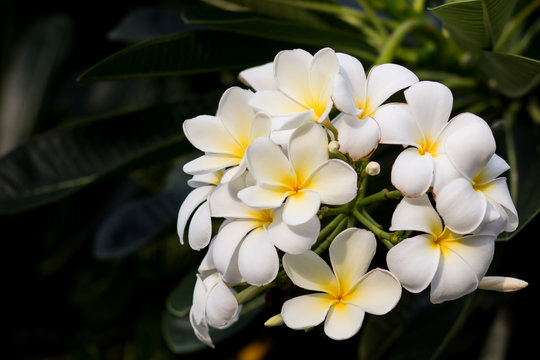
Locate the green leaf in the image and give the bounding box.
[430,0,490,51]
[0,95,217,214]
[480,51,540,98]
[481,0,517,42]
[78,31,291,83]
[163,293,265,353]
[182,3,375,61]
[167,267,198,318]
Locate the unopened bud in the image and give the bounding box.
[328,140,340,154]
[478,276,528,292]
[366,161,380,176]
[264,313,284,327]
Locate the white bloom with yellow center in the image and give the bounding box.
[281,228,402,340]
[249,48,339,131]
[182,86,271,182]
[332,53,418,160]
[209,175,320,286]
[374,81,496,199]
[238,122,357,226]
[177,171,222,250]
[386,195,496,303]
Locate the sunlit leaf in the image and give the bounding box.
[78,31,290,83]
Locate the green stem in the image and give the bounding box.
[321,117,338,139]
[355,189,402,207]
[314,216,349,254]
[353,209,394,249]
[235,281,275,305]
[375,17,431,65]
[413,0,425,14]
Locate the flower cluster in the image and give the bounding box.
[177,48,523,347]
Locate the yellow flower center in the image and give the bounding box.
[417,136,440,156]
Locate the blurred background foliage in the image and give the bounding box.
[1,0,538,359]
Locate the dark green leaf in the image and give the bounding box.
[480,51,540,98]
[481,0,517,43]
[0,95,217,214]
[167,267,198,318]
[78,31,291,83]
[182,3,375,61]
[430,0,490,51]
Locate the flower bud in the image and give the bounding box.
[264,314,284,327]
[478,276,528,292]
[328,140,340,154]
[365,161,380,176]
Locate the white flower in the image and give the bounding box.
[177,171,222,250]
[332,53,418,160]
[435,138,518,234]
[182,86,271,182]
[190,245,241,348]
[386,195,496,304]
[238,122,357,226]
[238,62,278,91]
[477,276,528,292]
[249,48,339,131]
[281,228,401,340]
[209,175,320,286]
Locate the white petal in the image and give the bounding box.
[217,87,255,147]
[182,154,239,175]
[208,181,252,219]
[238,228,280,286]
[191,274,208,325]
[478,276,528,292]
[375,103,421,147]
[310,47,339,99]
[206,279,240,328]
[432,153,461,195]
[391,148,434,198]
[245,137,295,187]
[274,49,313,105]
[324,303,365,340]
[329,228,376,292]
[272,109,317,131]
[430,244,481,303]
[436,177,487,234]
[404,81,452,139]
[366,63,418,109]
[187,172,222,187]
[190,307,213,348]
[481,178,518,232]
[302,159,357,205]
[177,186,213,244]
[283,251,339,294]
[288,123,329,183]
[332,73,363,116]
[346,269,402,315]
[238,62,278,91]
[268,206,320,254]
[390,194,442,235]
[283,190,321,226]
[248,112,272,143]
[249,90,308,116]
[336,115,380,161]
[475,154,510,182]
[237,185,288,209]
[335,52,366,108]
[281,293,334,329]
[386,234,440,293]
[188,201,212,250]
[212,220,258,278]
[183,115,242,155]
[443,115,496,180]
[441,234,495,281]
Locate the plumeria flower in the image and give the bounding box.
[238,62,278,91]
[182,86,271,183]
[435,133,518,234]
[281,228,402,340]
[209,175,320,286]
[375,81,491,198]
[249,48,339,131]
[177,171,222,250]
[332,53,418,160]
[238,122,357,226]
[190,244,241,348]
[386,195,496,303]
